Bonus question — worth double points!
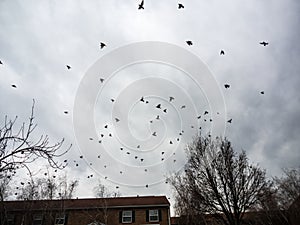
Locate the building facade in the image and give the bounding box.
[0,196,170,225]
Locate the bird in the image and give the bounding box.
[156,115,160,120]
[98,155,101,158]
[11,84,17,88]
[178,3,184,9]
[156,104,161,109]
[64,111,68,114]
[0,60,2,65]
[100,78,105,83]
[126,152,130,154]
[120,147,123,150]
[80,155,83,159]
[161,158,164,161]
[227,118,232,123]
[220,50,225,55]
[140,96,145,102]
[186,40,193,46]
[197,115,201,119]
[260,91,265,95]
[66,65,71,70]
[152,132,157,136]
[181,105,186,109]
[224,84,230,89]
[138,0,144,9]
[161,151,165,155]
[140,158,144,162]
[163,109,167,113]
[259,41,269,46]
[104,124,108,129]
[89,137,93,140]
[137,145,140,149]
[100,42,106,49]
[169,96,174,102]
[145,184,149,188]
[109,133,112,137]
[115,118,120,122]
[111,98,115,102]
[204,111,209,115]
[170,141,173,144]
[135,156,138,159]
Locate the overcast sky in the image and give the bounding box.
[0,0,299,210]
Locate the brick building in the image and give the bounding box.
[0,195,170,225]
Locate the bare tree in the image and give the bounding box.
[169,135,269,225]
[0,100,70,175]
[93,179,121,198]
[16,173,78,200]
[274,167,300,210]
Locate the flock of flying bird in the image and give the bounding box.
[0,1,269,193]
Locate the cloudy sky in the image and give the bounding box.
[0,0,299,210]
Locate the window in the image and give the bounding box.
[33,214,43,225]
[122,211,132,223]
[7,214,14,225]
[55,213,66,225]
[149,210,159,222]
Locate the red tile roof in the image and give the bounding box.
[2,195,170,211]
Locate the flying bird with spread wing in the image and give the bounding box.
[224,84,230,89]
[100,42,106,49]
[66,65,71,70]
[138,0,144,10]
[259,41,269,46]
[220,50,225,55]
[178,3,184,9]
[186,40,193,46]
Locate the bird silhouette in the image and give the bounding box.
[145,184,149,188]
[224,84,230,89]
[140,158,144,162]
[186,40,193,46]
[197,115,201,119]
[170,141,173,144]
[163,109,167,113]
[138,0,144,9]
[0,60,2,65]
[11,84,17,88]
[115,118,120,122]
[156,104,161,109]
[260,91,264,94]
[156,115,160,120]
[140,96,145,102]
[137,145,140,149]
[178,3,184,9]
[227,118,232,123]
[220,50,225,55]
[204,111,209,115]
[100,78,105,83]
[80,155,83,159]
[181,105,186,109]
[104,125,108,129]
[161,151,165,155]
[152,132,157,136]
[109,133,112,137]
[169,96,175,102]
[66,65,71,70]
[111,98,115,102]
[64,111,68,114]
[259,41,269,46]
[135,156,138,159]
[100,42,106,49]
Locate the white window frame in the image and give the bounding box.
[149,209,159,222]
[122,210,132,223]
[55,213,65,225]
[33,214,43,225]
